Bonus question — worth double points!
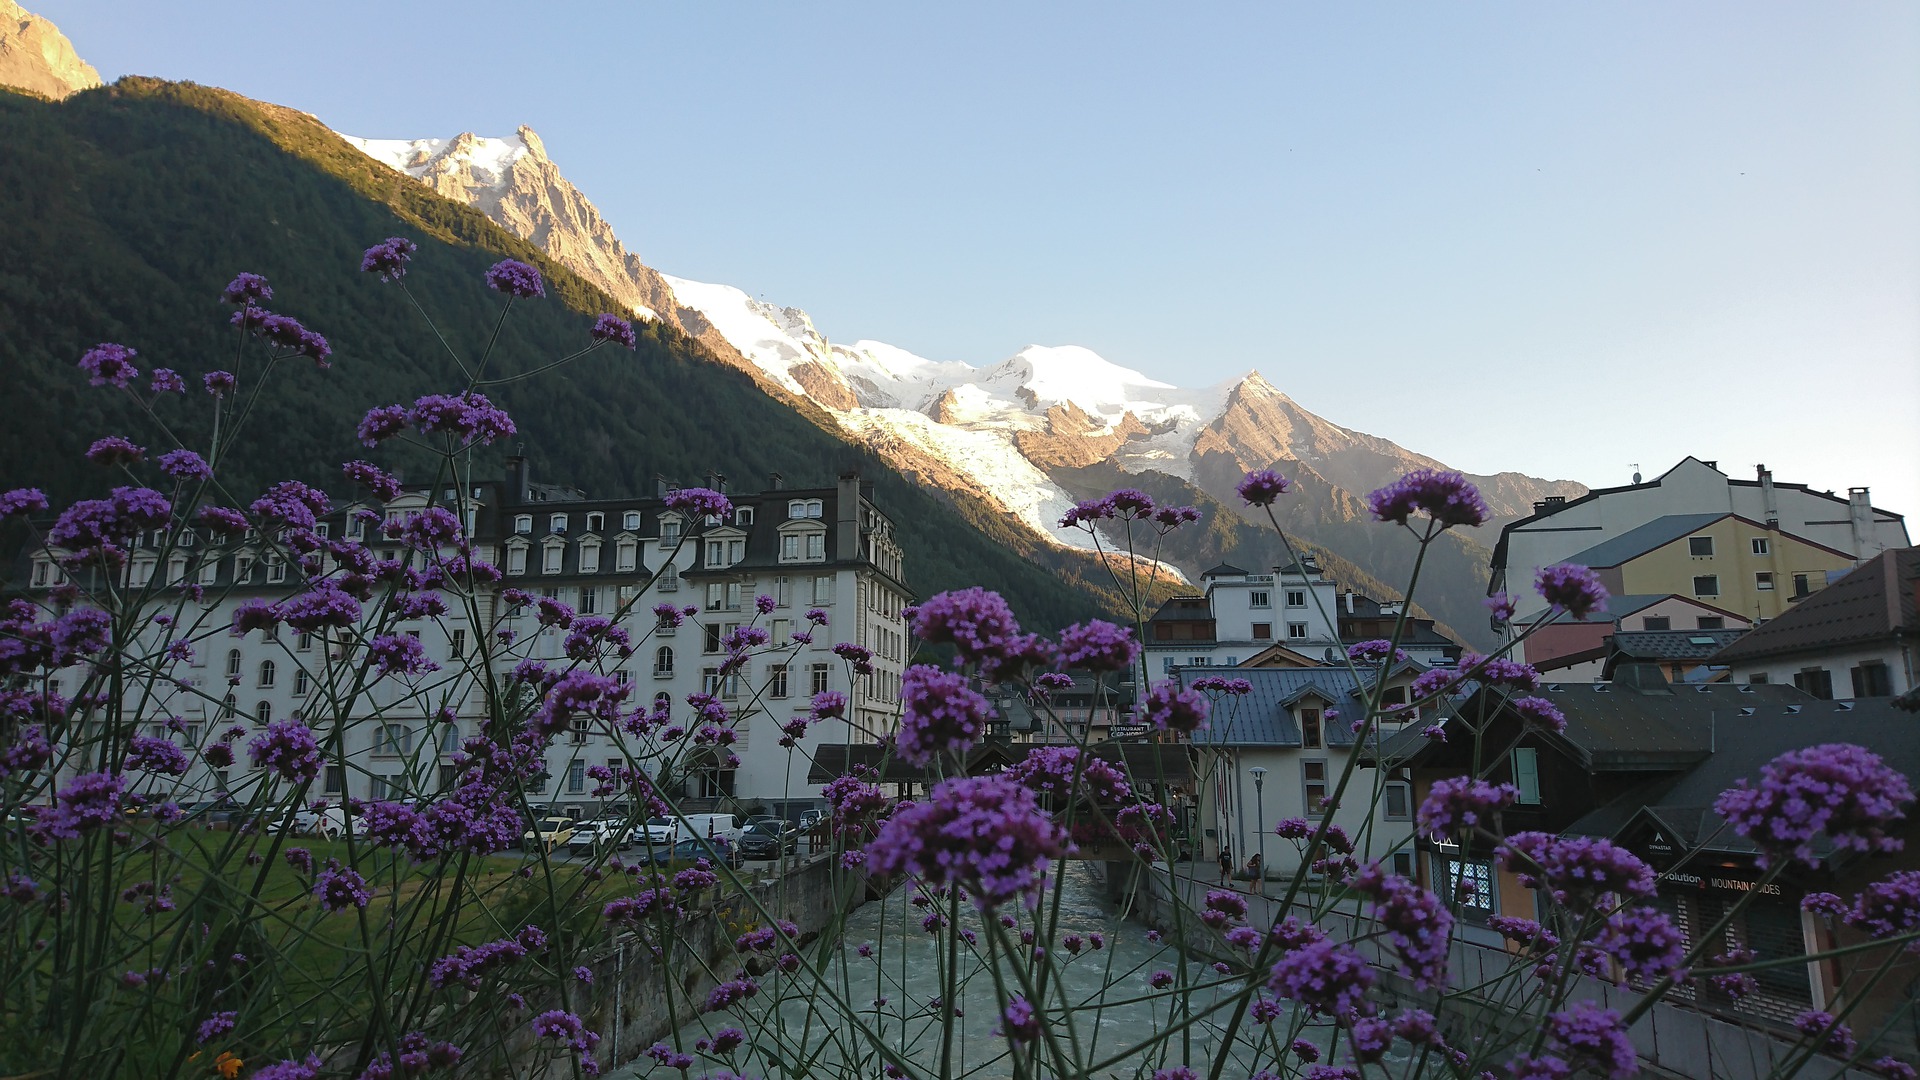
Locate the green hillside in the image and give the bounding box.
[0,79,1126,630]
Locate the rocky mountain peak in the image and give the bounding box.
[0,0,101,100]
[514,124,547,161]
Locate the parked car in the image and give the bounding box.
[797,809,827,832]
[737,823,785,861]
[565,819,625,855]
[650,836,740,870]
[522,817,577,852]
[272,805,354,838]
[672,813,742,846]
[637,817,679,850]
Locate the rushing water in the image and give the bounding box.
[612,863,1344,1080]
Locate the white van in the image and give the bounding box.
[677,813,742,846]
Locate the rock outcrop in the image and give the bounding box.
[1014,403,1151,469]
[0,1,100,100]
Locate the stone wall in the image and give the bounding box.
[1124,866,1900,1080]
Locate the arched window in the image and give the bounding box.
[654,646,674,677]
[735,507,754,526]
[440,724,460,752]
[256,701,272,725]
[623,510,641,530]
[227,649,243,678]
[653,691,672,711]
[221,693,237,718]
[258,660,276,687]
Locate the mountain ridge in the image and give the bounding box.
[0,0,99,101]
[332,124,1589,646]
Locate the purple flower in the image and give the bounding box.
[312,860,370,912]
[250,480,330,529]
[894,665,996,766]
[276,586,362,632]
[1497,832,1654,908]
[1345,639,1408,664]
[1543,1003,1636,1078]
[369,633,438,678]
[357,404,409,446]
[866,774,1067,910]
[1237,468,1293,506]
[203,370,237,397]
[341,460,403,500]
[79,343,139,388]
[1534,563,1609,620]
[1,488,48,517]
[1289,1037,1319,1060]
[1485,592,1517,622]
[250,1056,324,1080]
[196,1011,237,1044]
[85,436,145,466]
[1873,1059,1919,1080]
[31,771,124,841]
[805,607,831,626]
[360,236,417,281]
[1844,870,1920,942]
[999,995,1040,1043]
[591,313,637,348]
[809,690,847,720]
[248,720,323,783]
[407,392,516,446]
[662,486,732,519]
[1006,745,1131,804]
[1367,469,1490,529]
[1595,906,1689,984]
[1053,620,1140,672]
[1353,864,1453,989]
[1153,504,1202,530]
[221,273,272,306]
[1714,743,1913,867]
[149,368,186,394]
[1140,680,1209,734]
[485,258,545,298]
[157,449,212,482]
[125,735,190,775]
[237,310,331,365]
[285,848,313,875]
[1512,695,1567,733]
[1058,496,1116,528]
[1266,937,1375,1020]
[1417,776,1517,835]
[912,587,1026,670]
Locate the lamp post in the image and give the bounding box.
[1249,766,1267,895]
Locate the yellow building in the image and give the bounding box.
[1564,513,1857,624]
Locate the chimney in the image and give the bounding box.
[506,455,531,503]
[1344,589,1355,615]
[1757,464,1779,527]
[705,472,718,491]
[769,472,784,491]
[1849,487,1877,555]
[837,470,861,560]
[655,476,670,499]
[1703,460,1719,471]
[715,473,728,494]
[1544,496,1566,508]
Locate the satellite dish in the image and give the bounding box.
[1631,464,1642,484]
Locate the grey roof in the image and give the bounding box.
[1202,563,1250,577]
[1382,681,1819,771]
[1564,698,1920,857]
[1562,514,1729,570]
[1714,548,1920,664]
[1609,628,1749,661]
[1179,667,1382,748]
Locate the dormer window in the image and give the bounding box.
[579,540,602,574]
[735,507,754,526]
[705,538,745,568]
[549,513,568,535]
[616,539,638,572]
[505,541,528,576]
[660,516,682,545]
[623,510,641,530]
[586,512,605,532]
[513,514,533,535]
[788,499,824,520]
[543,541,564,574]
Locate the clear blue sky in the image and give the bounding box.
[41,2,1920,518]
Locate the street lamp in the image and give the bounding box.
[1248,766,1267,895]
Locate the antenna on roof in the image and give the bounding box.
[1631,464,1642,484]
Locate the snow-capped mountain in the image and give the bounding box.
[335,126,1587,600]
